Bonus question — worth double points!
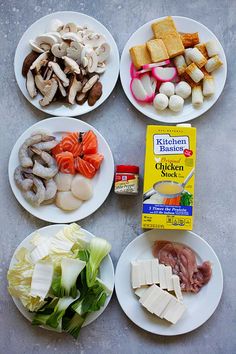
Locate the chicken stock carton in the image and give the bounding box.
[142,125,196,230]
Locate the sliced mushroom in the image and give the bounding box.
[53,75,67,97]
[88,81,102,106]
[95,42,110,62]
[26,70,37,98]
[30,51,49,71]
[35,74,50,95]
[82,56,88,68]
[39,78,58,106]
[29,40,45,54]
[22,51,39,76]
[62,32,80,42]
[82,74,99,93]
[60,22,77,34]
[51,42,68,58]
[83,33,106,48]
[43,66,53,81]
[87,50,98,73]
[47,19,64,32]
[95,62,106,74]
[48,61,69,87]
[68,75,83,104]
[46,32,62,43]
[76,92,88,105]
[66,41,83,62]
[35,34,58,50]
[62,56,80,74]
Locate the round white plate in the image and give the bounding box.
[8,117,114,223]
[14,11,119,117]
[120,16,227,123]
[9,224,114,329]
[115,229,223,335]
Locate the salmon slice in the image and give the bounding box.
[74,156,96,179]
[83,153,104,170]
[56,151,75,174]
[51,142,63,157]
[61,132,79,152]
[82,130,98,154]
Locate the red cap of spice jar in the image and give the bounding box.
[116,165,139,174]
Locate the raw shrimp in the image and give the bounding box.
[31,147,58,179]
[33,139,58,151]
[44,178,57,201]
[22,176,45,206]
[14,166,33,191]
[19,134,56,168]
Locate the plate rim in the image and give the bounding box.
[120,15,227,124]
[14,10,120,117]
[8,223,115,329]
[8,116,115,223]
[115,229,223,336]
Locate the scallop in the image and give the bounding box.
[55,191,82,211]
[54,172,73,191]
[71,175,93,201]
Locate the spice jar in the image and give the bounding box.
[114,165,139,195]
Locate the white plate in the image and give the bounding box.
[8,117,114,223]
[9,224,114,329]
[115,230,223,335]
[14,11,119,116]
[120,16,227,123]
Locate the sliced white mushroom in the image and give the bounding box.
[82,56,88,68]
[39,78,58,106]
[62,56,80,74]
[29,40,45,54]
[95,42,110,62]
[47,19,64,32]
[82,75,99,93]
[66,41,83,62]
[48,61,69,87]
[30,51,49,71]
[95,62,106,74]
[81,46,98,72]
[83,33,106,48]
[51,42,68,58]
[53,75,67,97]
[60,22,77,34]
[62,32,80,42]
[35,34,58,50]
[68,75,83,104]
[26,70,37,98]
[46,32,62,43]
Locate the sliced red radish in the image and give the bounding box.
[130,63,138,78]
[152,67,177,82]
[142,60,170,70]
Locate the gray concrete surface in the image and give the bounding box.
[0,1,236,353]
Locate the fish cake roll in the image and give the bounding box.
[173,55,187,75]
[205,40,219,57]
[185,63,204,83]
[203,75,215,96]
[184,48,193,65]
[205,55,223,73]
[188,48,207,68]
[192,86,203,107]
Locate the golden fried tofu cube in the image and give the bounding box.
[152,16,177,38]
[129,44,152,69]
[162,33,185,58]
[146,39,169,62]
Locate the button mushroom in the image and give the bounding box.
[51,42,68,58]
[68,75,83,104]
[82,74,99,93]
[95,42,110,62]
[81,47,98,73]
[47,19,64,32]
[66,41,83,62]
[48,61,69,87]
[29,40,45,54]
[95,62,106,74]
[82,33,106,48]
[59,22,77,34]
[39,78,58,106]
[35,34,59,51]
[26,70,37,98]
[62,32,80,42]
[62,56,80,74]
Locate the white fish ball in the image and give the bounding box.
[175,81,192,99]
[54,172,73,192]
[153,93,169,111]
[55,191,82,211]
[71,175,93,201]
[159,82,175,97]
[169,95,184,112]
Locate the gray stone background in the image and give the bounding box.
[0,0,235,353]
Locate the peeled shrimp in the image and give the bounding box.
[19,134,56,168]
[14,166,33,191]
[22,176,45,206]
[44,178,57,201]
[33,139,58,151]
[31,147,58,179]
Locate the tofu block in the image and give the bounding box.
[139,284,157,305]
[152,16,177,38]
[135,286,149,298]
[141,286,162,313]
[172,274,183,301]
[129,44,152,69]
[131,261,140,288]
[151,259,159,284]
[138,261,146,286]
[163,299,186,324]
[165,266,174,291]
[161,33,185,58]
[143,260,153,285]
[146,39,169,62]
[153,290,172,318]
[159,264,167,289]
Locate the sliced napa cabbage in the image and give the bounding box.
[50,230,74,254]
[7,248,46,311]
[30,261,54,299]
[30,238,51,264]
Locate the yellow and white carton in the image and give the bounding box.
[142,125,196,230]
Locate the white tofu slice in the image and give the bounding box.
[138,261,146,286]
[165,265,174,291]
[163,299,186,324]
[131,261,140,288]
[151,259,159,284]
[172,274,183,301]
[142,285,163,313]
[139,284,157,305]
[159,264,167,289]
[144,260,153,285]
[135,286,149,298]
[161,297,177,320]
[153,290,172,318]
